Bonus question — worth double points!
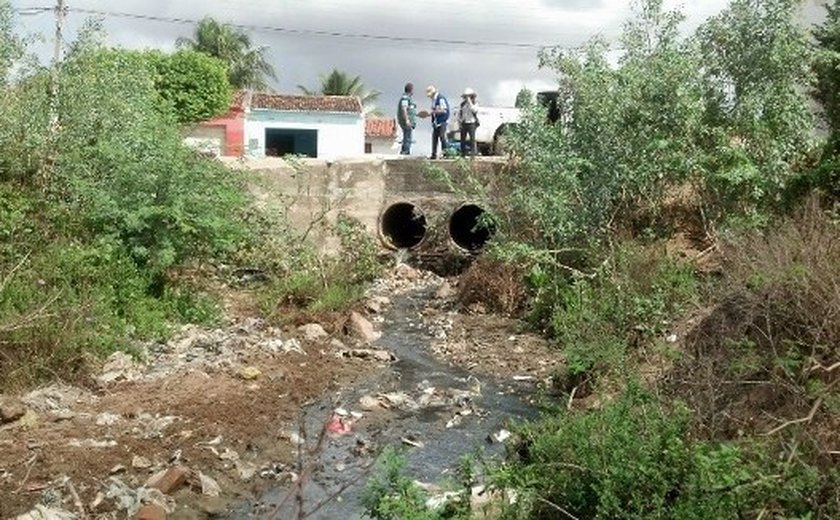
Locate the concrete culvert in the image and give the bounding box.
[449,204,495,252]
[380,202,428,249]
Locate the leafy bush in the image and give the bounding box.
[547,243,698,388]
[361,448,440,520]
[496,388,826,519]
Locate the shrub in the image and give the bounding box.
[495,388,826,519]
[548,243,698,387]
[672,199,840,442]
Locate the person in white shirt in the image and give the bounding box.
[458,88,479,157]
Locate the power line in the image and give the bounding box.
[16,5,580,51]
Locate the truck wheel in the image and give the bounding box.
[493,128,510,155]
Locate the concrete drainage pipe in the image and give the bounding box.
[379,202,428,249]
[449,204,494,252]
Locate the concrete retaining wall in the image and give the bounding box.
[222,157,505,256]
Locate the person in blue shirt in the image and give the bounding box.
[426,85,449,159]
[397,82,417,155]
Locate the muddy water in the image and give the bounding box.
[233,288,538,519]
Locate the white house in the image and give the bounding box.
[365,117,398,155]
[244,93,365,159]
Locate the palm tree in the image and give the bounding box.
[177,17,276,91]
[298,69,381,115]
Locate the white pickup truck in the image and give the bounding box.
[446,91,559,155]
[447,105,521,156]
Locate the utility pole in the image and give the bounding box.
[49,0,66,130]
[42,0,66,187]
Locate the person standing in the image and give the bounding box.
[426,85,449,159]
[397,82,417,155]
[458,87,479,157]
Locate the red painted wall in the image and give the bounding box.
[201,108,245,156]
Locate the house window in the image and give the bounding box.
[365,142,372,154]
[265,128,318,158]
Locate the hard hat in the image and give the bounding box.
[426,85,437,97]
[462,87,476,97]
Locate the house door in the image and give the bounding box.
[265,129,318,158]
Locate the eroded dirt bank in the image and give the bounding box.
[0,265,558,519]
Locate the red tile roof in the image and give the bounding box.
[250,93,362,114]
[365,117,397,138]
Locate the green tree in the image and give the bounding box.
[298,68,381,115]
[150,49,231,124]
[176,17,276,90]
[514,86,533,108]
[697,0,814,213]
[815,0,840,147]
[0,0,22,85]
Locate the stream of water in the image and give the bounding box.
[231,287,538,519]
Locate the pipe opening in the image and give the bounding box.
[380,202,428,249]
[449,204,495,252]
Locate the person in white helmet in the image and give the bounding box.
[458,87,479,157]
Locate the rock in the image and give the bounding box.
[98,352,142,385]
[137,504,167,520]
[22,384,96,413]
[394,263,420,280]
[237,366,262,380]
[358,395,381,411]
[96,412,122,426]
[435,281,456,300]
[18,410,39,430]
[346,312,381,343]
[147,465,190,495]
[197,496,228,517]
[14,505,76,520]
[365,296,390,314]
[298,323,328,341]
[132,455,153,469]
[110,464,127,475]
[235,460,257,481]
[198,472,221,497]
[329,338,346,350]
[0,397,26,424]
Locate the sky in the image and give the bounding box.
[8,0,828,152]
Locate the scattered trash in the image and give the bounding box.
[67,439,117,449]
[340,349,396,362]
[488,429,512,444]
[110,464,127,475]
[195,435,223,447]
[401,437,424,448]
[282,338,306,355]
[512,375,536,382]
[666,333,678,343]
[326,414,354,435]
